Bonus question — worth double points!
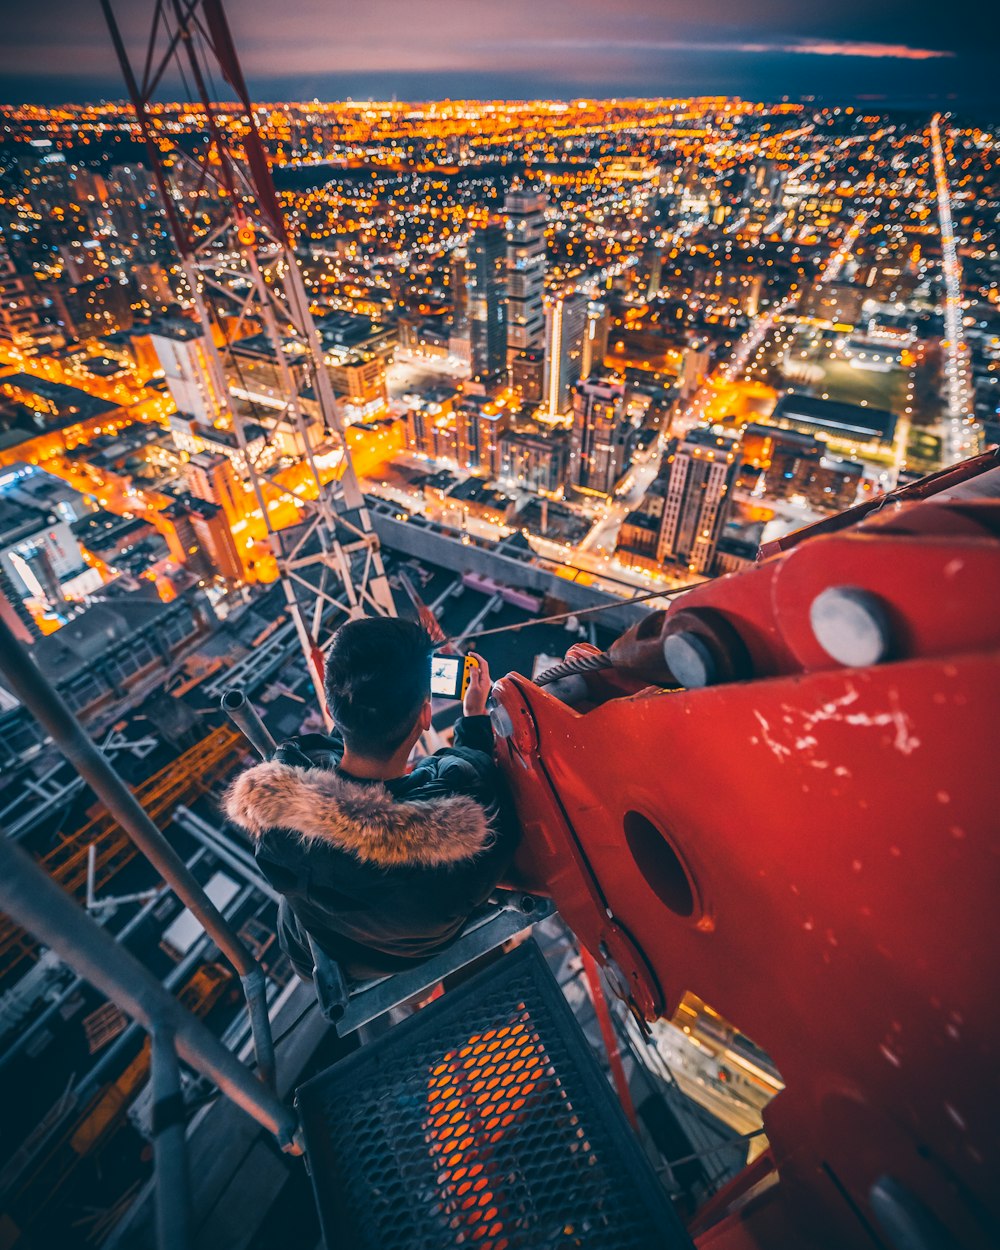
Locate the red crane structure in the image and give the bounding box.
[491,450,1000,1248]
[100,0,396,711]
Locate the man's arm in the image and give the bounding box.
[449,651,494,753]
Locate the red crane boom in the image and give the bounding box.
[492,450,1000,1248]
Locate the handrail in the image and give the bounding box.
[151,1029,191,1250]
[0,833,303,1154]
[0,616,277,1088]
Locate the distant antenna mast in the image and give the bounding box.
[100,0,395,710]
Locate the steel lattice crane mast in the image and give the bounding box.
[100,0,395,709]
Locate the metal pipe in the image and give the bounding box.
[220,688,277,761]
[0,850,209,1073]
[0,616,276,1087]
[151,1031,192,1250]
[79,883,256,1100]
[175,806,259,870]
[173,808,280,902]
[0,833,302,1153]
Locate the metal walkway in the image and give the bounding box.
[296,941,690,1250]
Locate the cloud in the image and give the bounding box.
[737,39,953,60]
[505,37,955,63]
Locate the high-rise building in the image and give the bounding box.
[543,294,588,416]
[0,561,37,643]
[185,452,242,522]
[499,429,570,495]
[455,397,510,477]
[150,323,229,426]
[510,350,544,405]
[581,301,610,382]
[54,274,135,341]
[132,263,178,315]
[745,160,785,215]
[679,340,712,400]
[468,225,507,382]
[163,495,243,582]
[570,377,630,496]
[449,250,469,336]
[184,497,244,582]
[103,164,171,265]
[504,189,547,368]
[0,239,44,354]
[405,389,458,463]
[656,427,739,574]
[633,244,662,302]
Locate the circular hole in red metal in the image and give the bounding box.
[623,811,696,918]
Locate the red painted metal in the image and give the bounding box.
[579,945,640,1133]
[494,456,1000,1248]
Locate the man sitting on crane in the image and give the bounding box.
[223,617,518,981]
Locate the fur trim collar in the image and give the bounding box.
[223,761,491,868]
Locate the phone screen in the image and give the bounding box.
[430,655,462,699]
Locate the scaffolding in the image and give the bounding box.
[0,725,245,980]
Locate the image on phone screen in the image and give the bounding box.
[430,655,461,698]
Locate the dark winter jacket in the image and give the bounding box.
[222,716,519,979]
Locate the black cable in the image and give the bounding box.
[445,581,696,647]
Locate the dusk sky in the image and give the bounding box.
[0,0,994,109]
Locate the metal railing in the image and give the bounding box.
[0,616,305,1248]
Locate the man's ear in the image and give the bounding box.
[419,698,432,732]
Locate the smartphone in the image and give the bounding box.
[430,654,475,700]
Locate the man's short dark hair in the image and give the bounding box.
[324,617,432,759]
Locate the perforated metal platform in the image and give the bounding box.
[296,940,690,1250]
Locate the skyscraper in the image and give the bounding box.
[679,339,711,399]
[185,497,244,582]
[151,323,229,427]
[449,250,469,336]
[580,301,610,382]
[570,377,630,496]
[510,350,544,404]
[185,452,242,523]
[656,427,739,574]
[455,397,510,477]
[543,293,588,416]
[504,189,547,369]
[468,225,507,382]
[0,238,45,354]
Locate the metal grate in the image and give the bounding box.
[296,941,690,1250]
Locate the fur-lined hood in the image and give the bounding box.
[223,760,492,868]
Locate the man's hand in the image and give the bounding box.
[463,652,492,718]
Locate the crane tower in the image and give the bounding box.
[100,0,396,707]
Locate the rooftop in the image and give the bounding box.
[772,393,897,443]
[0,375,118,425]
[0,497,55,547]
[31,594,185,681]
[72,510,152,554]
[683,426,740,450]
